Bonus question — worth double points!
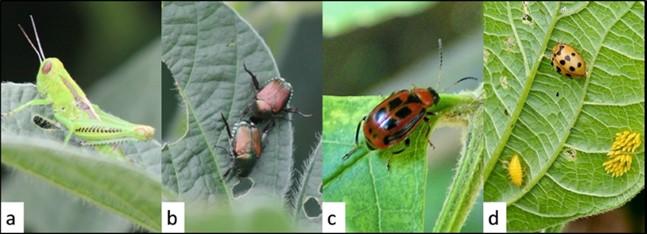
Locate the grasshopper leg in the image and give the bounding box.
[3,98,51,117]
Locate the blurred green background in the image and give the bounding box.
[1,2,160,232]
[323,2,483,232]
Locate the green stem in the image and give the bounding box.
[433,94,483,232]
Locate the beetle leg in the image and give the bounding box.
[354,116,366,145]
[220,113,233,139]
[260,120,275,149]
[285,107,312,117]
[262,119,275,136]
[243,63,261,91]
[392,148,406,154]
[342,146,358,160]
[387,158,392,172]
[427,139,436,150]
[223,167,236,182]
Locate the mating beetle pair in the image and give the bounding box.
[220,64,309,180]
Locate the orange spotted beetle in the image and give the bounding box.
[342,77,476,167]
[341,38,477,169]
[550,43,587,78]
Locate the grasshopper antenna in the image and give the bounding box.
[29,15,46,61]
[18,23,43,63]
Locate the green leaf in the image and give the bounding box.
[1,83,164,232]
[322,96,428,232]
[1,172,132,232]
[161,1,293,204]
[322,93,478,232]
[286,137,323,231]
[185,194,294,232]
[323,2,435,37]
[483,2,644,231]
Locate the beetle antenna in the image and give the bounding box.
[435,38,443,90]
[220,113,233,139]
[441,76,479,92]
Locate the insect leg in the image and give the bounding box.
[262,119,275,136]
[3,98,51,117]
[285,107,312,117]
[220,113,233,139]
[427,139,436,150]
[32,114,62,130]
[354,116,366,145]
[63,130,74,145]
[223,167,233,180]
[243,63,261,91]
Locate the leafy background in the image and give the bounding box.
[483,2,644,232]
[322,2,483,232]
[161,2,321,231]
[1,2,161,232]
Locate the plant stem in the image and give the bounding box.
[433,105,483,232]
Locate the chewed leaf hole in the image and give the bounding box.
[302,196,321,218]
[233,177,254,198]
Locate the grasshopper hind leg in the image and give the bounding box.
[32,114,61,130]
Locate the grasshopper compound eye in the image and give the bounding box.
[42,60,52,74]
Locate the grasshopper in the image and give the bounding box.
[2,16,154,158]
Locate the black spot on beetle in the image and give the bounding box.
[569,66,575,72]
[382,137,391,146]
[368,128,373,134]
[385,119,398,130]
[566,74,572,77]
[571,52,575,56]
[560,60,566,65]
[565,55,571,61]
[405,94,421,104]
[577,62,582,68]
[395,107,412,119]
[388,98,403,110]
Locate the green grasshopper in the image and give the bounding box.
[2,16,154,158]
